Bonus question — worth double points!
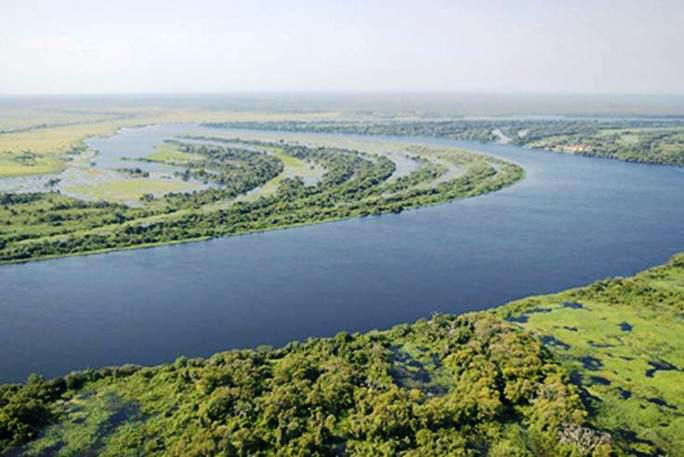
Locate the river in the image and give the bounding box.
[1,130,683,382]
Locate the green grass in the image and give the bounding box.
[496,255,684,456]
[63,179,201,203]
[0,122,130,178]
[0,108,343,178]
[145,144,203,164]
[17,390,143,457]
[228,147,327,203]
[0,153,65,177]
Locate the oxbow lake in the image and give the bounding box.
[2,130,684,382]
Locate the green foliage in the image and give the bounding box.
[209,119,684,166]
[498,254,684,456]
[9,252,684,455]
[0,139,522,263]
[0,375,64,448]
[2,314,607,456]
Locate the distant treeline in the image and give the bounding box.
[204,118,684,166]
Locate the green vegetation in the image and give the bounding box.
[232,144,324,202]
[497,254,684,456]
[4,255,684,456]
[0,193,151,246]
[207,118,684,166]
[204,120,499,143]
[63,179,201,204]
[146,144,204,164]
[115,167,150,178]
[0,105,341,178]
[520,126,684,166]
[0,152,66,177]
[0,138,522,263]
[0,121,132,177]
[1,316,608,456]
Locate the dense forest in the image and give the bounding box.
[3,254,683,456]
[0,314,606,456]
[205,118,684,167]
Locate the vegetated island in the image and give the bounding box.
[0,136,523,264]
[205,117,684,167]
[2,254,683,456]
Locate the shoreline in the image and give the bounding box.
[0,163,525,266]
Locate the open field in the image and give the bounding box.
[0,108,344,178]
[145,144,204,164]
[64,179,202,204]
[0,153,65,177]
[0,121,132,177]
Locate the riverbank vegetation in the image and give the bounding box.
[207,118,684,167]
[3,254,683,456]
[497,254,684,456]
[0,137,522,263]
[0,106,341,178]
[0,315,606,456]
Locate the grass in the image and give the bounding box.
[145,144,203,164]
[232,147,324,203]
[13,390,144,457]
[0,121,131,177]
[63,179,201,203]
[496,256,684,456]
[0,109,344,178]
[0,153,65,177]
[0,123,119,154]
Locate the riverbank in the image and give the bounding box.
[0,131,523,264]
[3,254,682,456]
[2,133,684,386]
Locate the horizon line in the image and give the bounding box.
[2,90,684,98]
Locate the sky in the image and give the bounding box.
[1,0,683,95]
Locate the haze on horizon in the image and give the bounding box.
[1,0,683,96]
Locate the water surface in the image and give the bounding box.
[1,132,683,382]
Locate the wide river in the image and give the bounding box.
[2,130,684,382]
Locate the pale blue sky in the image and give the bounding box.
[1,0,682,94]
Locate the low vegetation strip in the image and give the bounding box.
[4,255,684,456]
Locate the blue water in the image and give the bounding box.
[1,133,683,383]
[86,124,229,174]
